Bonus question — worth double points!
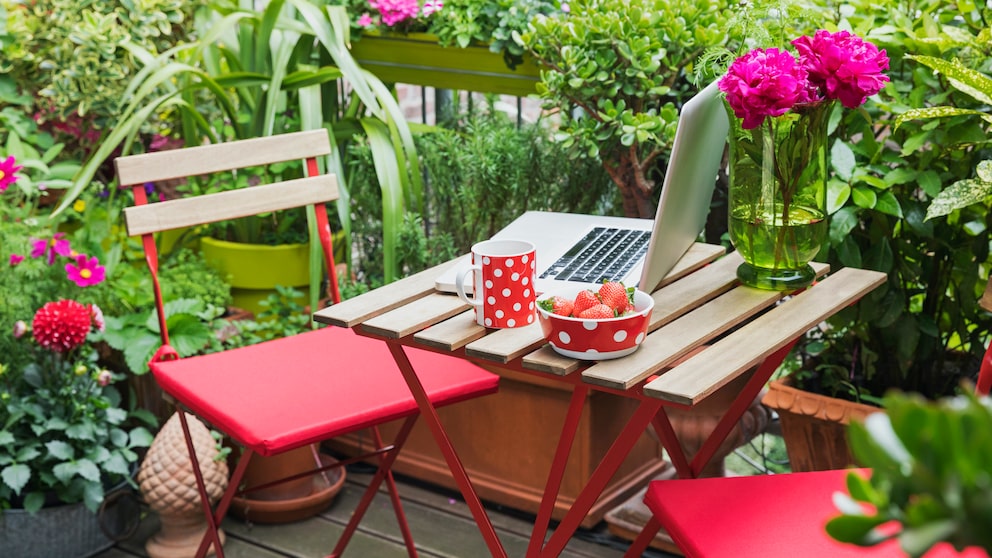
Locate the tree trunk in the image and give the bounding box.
[604,154,655,218]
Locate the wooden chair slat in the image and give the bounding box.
[123,175,337,236]
[314,258,465,328]
[114,129,331,186]
[644,267,887,405]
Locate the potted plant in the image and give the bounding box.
[826,389,992,557]
[0,155,155,556]
[333,0,558,95]
[519,0,730,218]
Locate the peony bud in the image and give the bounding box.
[97,369,113,387]
[12,321,27,338]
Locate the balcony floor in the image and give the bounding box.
[97,465,679,558]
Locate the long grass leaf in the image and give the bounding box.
[362,71,424,214]
[361,118,405,283]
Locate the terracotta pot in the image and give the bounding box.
[761,375,880,472]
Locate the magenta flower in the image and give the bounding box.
[9,254,24,267]
[66,254,106,287]
[0,156,23,192]
[792,30,890,109]
[357,12,375,26]
[719,48,810,129]
[30,233,72,265]
[369,0,419,26]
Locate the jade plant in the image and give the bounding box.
[826,389,992,557]
[520,0,730,218]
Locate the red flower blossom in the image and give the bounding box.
[792,30,890,109]
[32,299,92,353]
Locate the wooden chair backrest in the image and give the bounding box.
[116,130,340,346]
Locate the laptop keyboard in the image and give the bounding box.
[539,227,651,284]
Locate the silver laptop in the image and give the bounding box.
[435,80,729,295]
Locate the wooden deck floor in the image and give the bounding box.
[97,465,679,558]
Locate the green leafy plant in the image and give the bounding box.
[826,389,992,557]
[520,0,730,218]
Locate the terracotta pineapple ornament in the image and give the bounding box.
[138,412,230,558]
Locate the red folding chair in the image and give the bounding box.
[118,130,499,558]
[624,302,992,558]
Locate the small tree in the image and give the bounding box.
[520,0,729,218]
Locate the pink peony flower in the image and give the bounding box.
[0,156,23,192]
[369,0,420,26]
[9,254,24,267]
[719,48,811,129]
[65,254,106,287]
[792,30,890,109]
[30,233,72,265]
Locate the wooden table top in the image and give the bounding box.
[314,244,886,408]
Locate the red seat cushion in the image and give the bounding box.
[151,327,499,456]
[644,470,989,558]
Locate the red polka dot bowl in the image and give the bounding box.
[536,286,654,360]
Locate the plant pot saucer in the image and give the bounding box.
[230,453,345,524]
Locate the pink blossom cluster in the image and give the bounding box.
[368,0,422,26]
[719,30,890,129]
[9,231,106,288]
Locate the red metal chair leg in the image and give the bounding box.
[328,418,419,558]
[623,515,662,558]
[978,340,992,397]
[176,409,227,558]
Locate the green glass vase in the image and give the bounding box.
[726,101,830,291]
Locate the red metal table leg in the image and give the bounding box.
[526,383,590,558]
[540,397,664,558]
[386,343,508,558]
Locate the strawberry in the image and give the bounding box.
[598,281,631,313]
[572,289,600,316]
[577,303,616,319]
[539,295,574,316]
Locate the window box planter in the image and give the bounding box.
[349,31,541,97]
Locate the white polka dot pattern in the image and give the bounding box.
[470,243,537,328]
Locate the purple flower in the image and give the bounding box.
[792,30,890,109]
[29,233,72,265]
[9,254,24,267]
[65,254,106,287]
[719,48,810,129]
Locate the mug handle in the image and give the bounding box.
[455,264,482,307]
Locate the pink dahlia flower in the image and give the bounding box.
[32,299,92,353]
[66,254,106,287]
[792,30,890,109]
[0,156,23,192]
[719,48,811,129]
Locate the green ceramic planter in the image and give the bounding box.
[200,237,310,314]
[350,31,541,97]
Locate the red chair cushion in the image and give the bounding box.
[151,327,499,456]
[644,470,989,558]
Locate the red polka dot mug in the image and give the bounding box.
[455,239,537,328]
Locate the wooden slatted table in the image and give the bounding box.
[314,247,886,558]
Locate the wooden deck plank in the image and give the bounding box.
[314,257,465,328]
[644,267,887,405]
[413,309,487,351]
[361,292,470,339]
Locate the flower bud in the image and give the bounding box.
[97,369,113,387]
[74,364,88,376]
[12,321,27,338]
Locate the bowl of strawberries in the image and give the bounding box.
[535,281,654,360]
